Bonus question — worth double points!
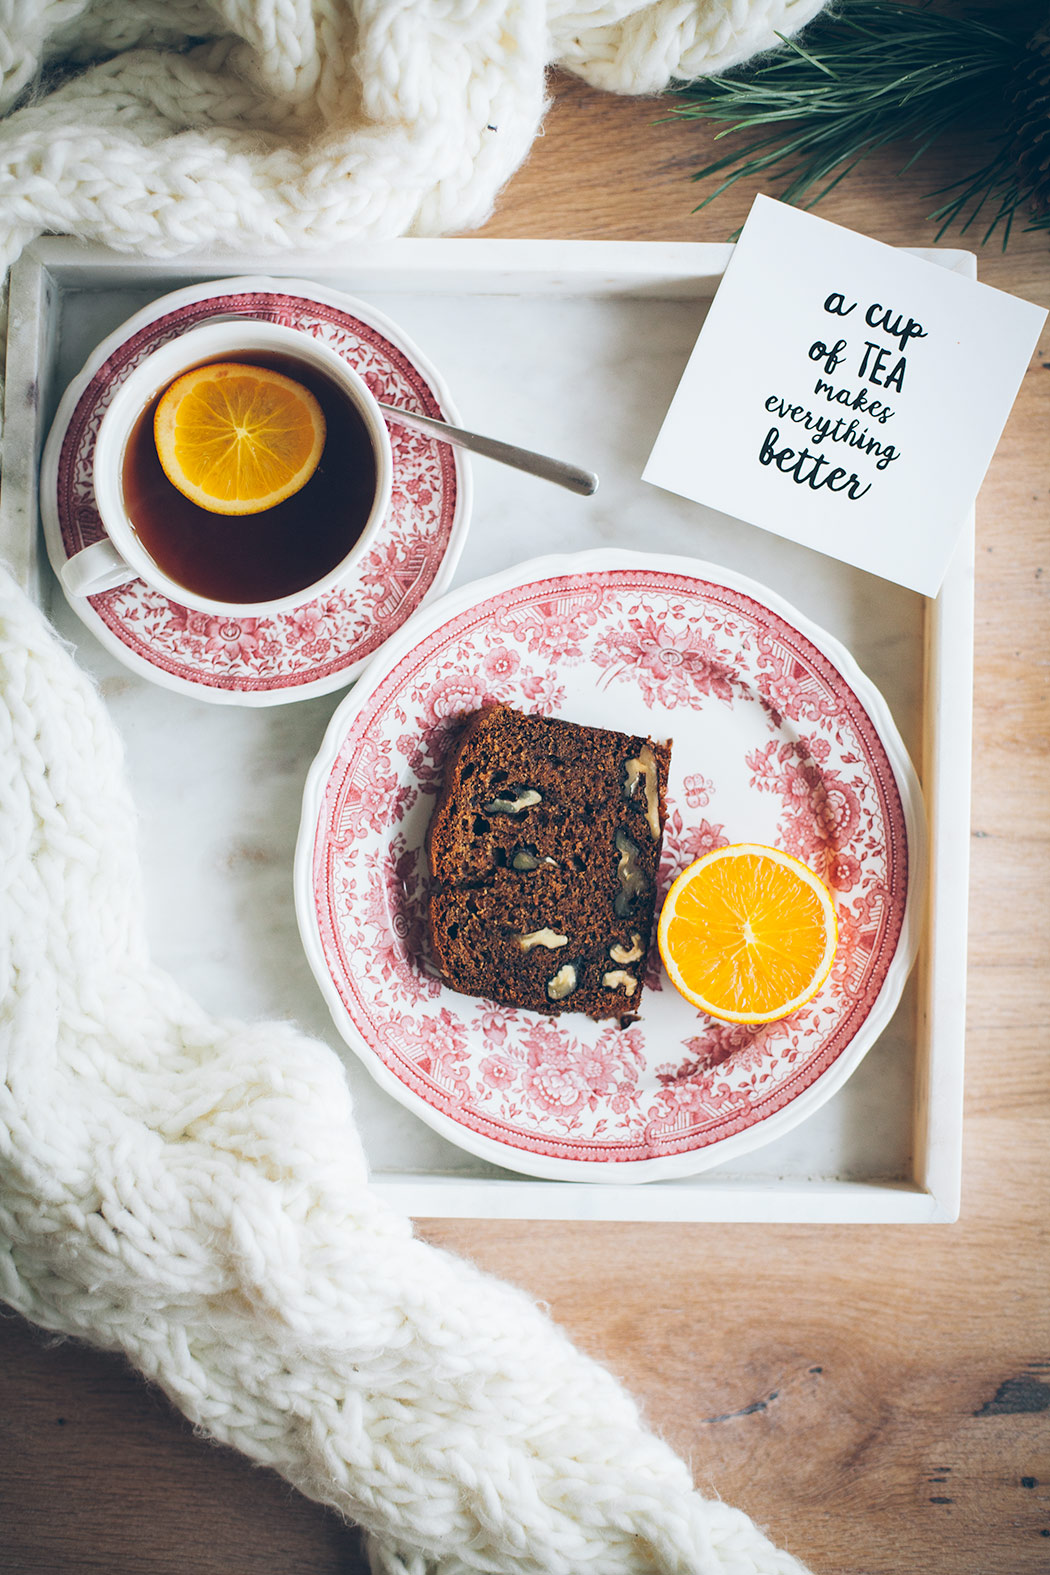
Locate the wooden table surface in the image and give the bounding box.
[2,72,1048,1575]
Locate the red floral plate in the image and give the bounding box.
[296,551,924,1182]
[40,277,470,704]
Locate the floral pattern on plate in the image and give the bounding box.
[44,284,467,702]
[300,555,920,1180]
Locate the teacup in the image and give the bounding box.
[61,320,393,616]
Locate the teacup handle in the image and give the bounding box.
[60,539,138,597]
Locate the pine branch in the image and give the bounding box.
[667,1,1044,247]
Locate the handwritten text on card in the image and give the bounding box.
[643,196,1046,595]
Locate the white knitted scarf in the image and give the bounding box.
[0,0,824,270]
[0,3,827,1570]
[0,565,812,1575]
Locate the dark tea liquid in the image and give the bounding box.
[122,352,378,605]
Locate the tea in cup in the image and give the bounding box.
[61,320,393,616]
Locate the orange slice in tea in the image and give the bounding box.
[657,843,837,1023]
[153,362,326,515]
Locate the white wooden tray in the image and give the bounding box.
[1,236,973,1222]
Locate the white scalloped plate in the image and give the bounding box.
[296,550,924,1183]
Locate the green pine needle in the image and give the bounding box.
[667,1,1044,247]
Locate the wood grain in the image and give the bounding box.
[3,71,1049,1575]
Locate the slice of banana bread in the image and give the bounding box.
[426,705,671,1020]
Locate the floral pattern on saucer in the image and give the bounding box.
[46,287,466,701]
[301,557,920,1181]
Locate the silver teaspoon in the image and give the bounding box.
[377,402,598,496]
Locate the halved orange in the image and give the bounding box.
[657,843,837,1023]
[153,361,326,515]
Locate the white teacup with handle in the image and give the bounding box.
[62,320,393,617]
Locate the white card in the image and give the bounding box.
[643,195,1047,596]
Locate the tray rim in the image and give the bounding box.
[1,235,973,1223]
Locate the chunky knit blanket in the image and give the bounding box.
[0,569,812,1571]
[0,0,824,271]
[0,2,826,1570]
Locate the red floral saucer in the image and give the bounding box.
[296,550,925,1183]
[40,277,471,704]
